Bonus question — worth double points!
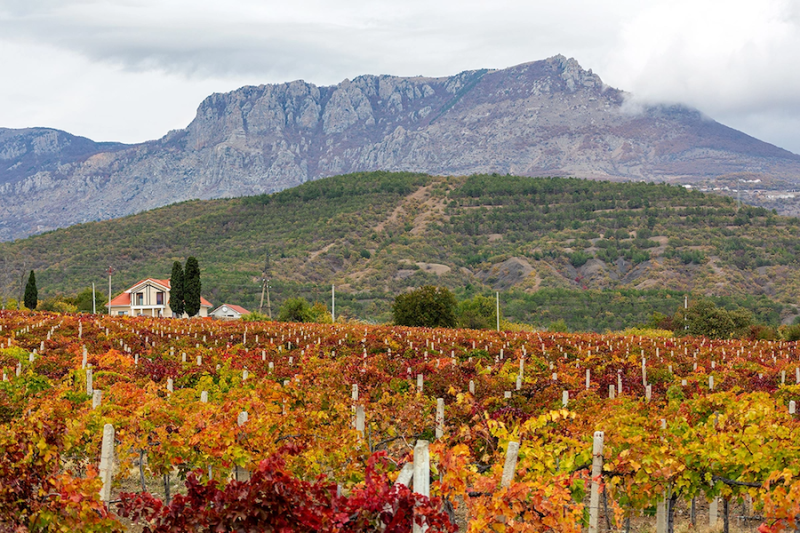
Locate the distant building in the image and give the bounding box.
[210,304,250,320]
[108,278,212,317]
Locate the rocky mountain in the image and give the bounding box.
[2,55,800,241]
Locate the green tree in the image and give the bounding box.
[456,294,496,329]
[170,261,185,317]
[674,299,752,339]
[278,297,313,323]
[74,287,106,313]
[308,302,333,324]
[183,257,201,317]
[392,285,457,328]
[23,271,37,310]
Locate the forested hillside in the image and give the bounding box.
[1,172,798,329]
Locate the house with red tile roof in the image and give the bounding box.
[107,278,212,318]
[209,304,251,320]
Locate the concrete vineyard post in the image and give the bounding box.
[501,441,520,488]
[657,496,667,533]
[710,497,719,527]
[417,374,423,393]
[562,390,569,408]
[237,411,250,481]
[201,390,208,403]
[394,462,414,487]
[589,431,604,533]
[355,405,365,436]
[86,367,93,395]
[469,380,475,394]
[98,423,115,502]
[642,357,647,388]
[790,400,796,415]
[413,440,430,533]
[586,368,590,390]
[435,398,444,439]
[92,390,102,409]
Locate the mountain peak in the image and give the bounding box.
[2,57,800,241]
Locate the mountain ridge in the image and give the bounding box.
[2,55,800,241]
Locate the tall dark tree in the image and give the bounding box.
[23,270,38,310]
[183,257,201,317]
[169,261,185,317]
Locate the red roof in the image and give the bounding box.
[108,292,131,307]
[214,304,250,315]
[108,278,212,308]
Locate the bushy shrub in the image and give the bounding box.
[392,286,457,328]
[278,298,312,323]
[456,294,496,330]
[569,250,592,267]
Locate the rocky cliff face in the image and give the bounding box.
[2,55,799,241]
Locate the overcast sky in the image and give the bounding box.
[1,0,799,154]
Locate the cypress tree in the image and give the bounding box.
[183,257,201,317]
[169,261,185,317]
[24,270,38,310]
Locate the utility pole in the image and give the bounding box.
[92,283,96,314]
[496,292,500,332]
[266,280,272,319]
[684,294,689,331]
[332,284,335,323]
[18,261,26,310]
[259,251,271,318]
[107,266,113,315]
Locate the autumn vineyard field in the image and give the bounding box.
[1,310,799,533]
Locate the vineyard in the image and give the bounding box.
[0,310,799,532]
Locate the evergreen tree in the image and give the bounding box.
[24,270,38,310]
[169,261,185,317]
[183,257,201,317]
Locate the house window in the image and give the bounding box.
[156,292,164,305]
[118,311,127,316]
[136,292,144,306]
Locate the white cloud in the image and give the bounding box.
[0,38,252,142]
[0,0,799,153]
[602,0,800,151]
